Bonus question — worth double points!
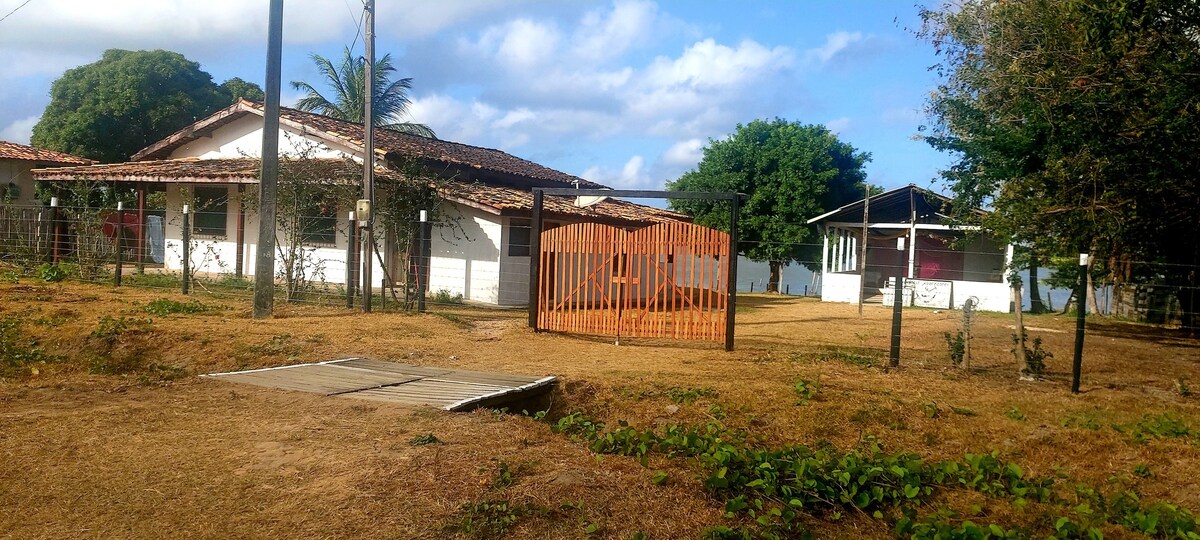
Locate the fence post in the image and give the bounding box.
[1072,250,1088,393]
[417,210,428,313]
[114,202,124,287]
[527,190,544,329]
[49,197,59,264]
[724,193,740,352]
[346,211,356,309]
[182,204,191,295]
[889,275,904,368]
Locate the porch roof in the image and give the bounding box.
[30,157,399,185]
[443,182,690,225]
[806,184,987,226]
[0,140,94,166]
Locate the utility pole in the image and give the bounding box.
[360,0,375,313]
[253,0,283,319]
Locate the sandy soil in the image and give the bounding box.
[1,281,1198,539]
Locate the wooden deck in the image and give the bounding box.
[202,358,557,411]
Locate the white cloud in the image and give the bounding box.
[581,155,656,189]
[825,116,852,134]
[644,39,792,90]
[661,138,705,167]
[805,31,865,63]
[572,0,659,62]
[0,116,39,144]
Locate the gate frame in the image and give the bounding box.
[527,188,743,351]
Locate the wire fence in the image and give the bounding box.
[2,203,1197,339]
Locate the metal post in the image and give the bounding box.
[417,210,428,313]
[137,184,145,273]
[253,0,284,318]
[346,211,356,308]
[786,284,790,295]
[889,275,903,367]
[725,194,740,352]
[182,204,191,295]
[527,189,544,328]
[114,202,124,286]
[49,197,59,263]
[1072,251,1088,393]
[361,0,376,314]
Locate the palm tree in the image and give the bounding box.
[290,47,435,138]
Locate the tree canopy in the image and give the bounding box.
[291,47,434,138]
[919,0,1200,331]
[667,119,870,291]
[31,49,261,163]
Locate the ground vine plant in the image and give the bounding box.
[547,412,1200,539]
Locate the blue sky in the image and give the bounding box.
[0,0,950,192]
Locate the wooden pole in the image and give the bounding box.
[346,211,356,309]
[49,197,59,264]
[182,204,191,295]
[361,0,376,314]
[725,194,739,352]
[858,184,869,318]
[1072,250,1088,393]
[1013,282,1027,374]
[235,184,245,279]
[417,210,428,313]
[527,189,544,329]
[136,185,145,273]
[114,202,124,286]
[889,274,903,367]
[253,0,284,318]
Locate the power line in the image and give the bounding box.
[0,0,33,23]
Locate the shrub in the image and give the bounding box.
[432,289,465,305]
[944,331,966,367]
[1012,331,1052,377]
[793,379,820,404]
[37,262,68,282]
[144,298,220,316]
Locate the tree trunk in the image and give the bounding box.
[1028,254,1045,314]
[1013,283,1027,375]
[767,261,782,293]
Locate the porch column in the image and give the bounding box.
[849,234,857,272]
[821,226,829,274]
[907,224,917,278]
[1002,243,1015,286]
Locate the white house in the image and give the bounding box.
[32,99,685,305]
[807,184,1014,312]
[1,140,93,205]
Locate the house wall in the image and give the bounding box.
[1,159,41,205]
[167,115,355,160]
[160,183,384,288]
[427,203,505,304]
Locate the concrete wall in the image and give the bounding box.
[427,203,504,304]
[821,270,1011,312]
[821,272,862,304]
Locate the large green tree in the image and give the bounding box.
[31,49,260,163]
[919,0,1200,333]
[290,47,434,137]
[668,119,870,292]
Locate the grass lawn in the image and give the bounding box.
[1,279,1198,539]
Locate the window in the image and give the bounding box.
[301,196,338,245]
[193,187,228,237]
[508,218,531,256]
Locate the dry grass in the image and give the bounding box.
[1,280,1199,539]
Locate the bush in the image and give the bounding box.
[944,331,966,367]
[432,289,465,304]
[37,263,68,282]
[144,298,219,316]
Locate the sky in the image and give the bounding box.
[0,0,952,193]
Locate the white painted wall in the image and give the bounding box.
[821,272,862,304]
[1,159,41,205]
[427,203,504,304]
[160,183,384,288]
[167,115,354,159]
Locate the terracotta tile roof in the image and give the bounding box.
[0,141,94,165]
[32,157,397,184]
[443,182,689,226]
[132,99,606,189]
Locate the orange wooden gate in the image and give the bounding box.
[536,222,730,343]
